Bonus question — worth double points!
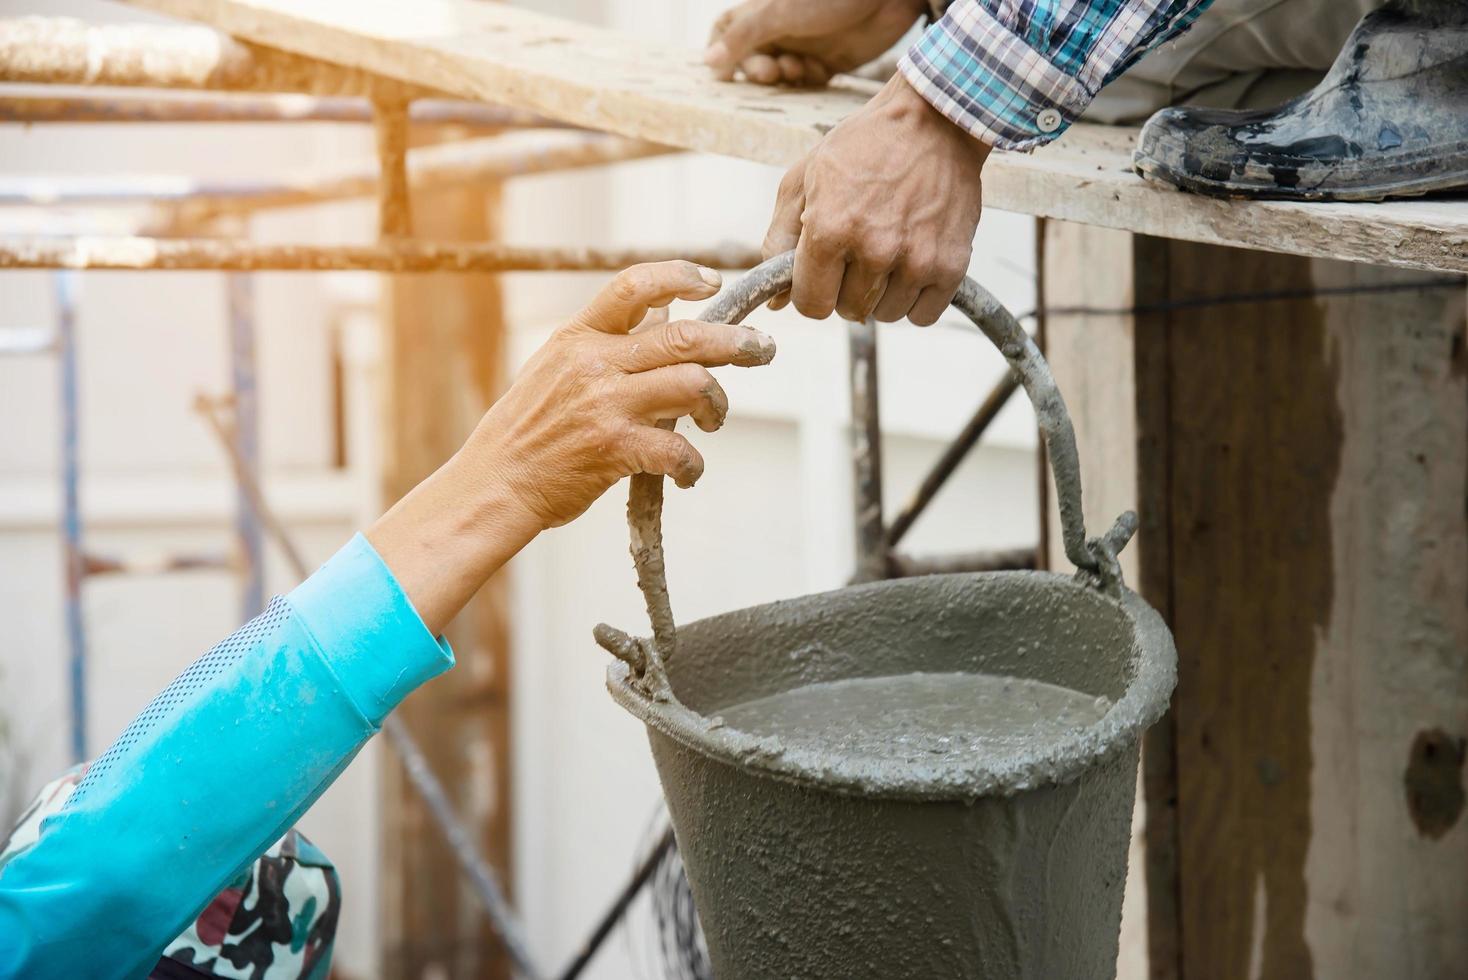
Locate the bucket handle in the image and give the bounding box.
[594,251,1137,691]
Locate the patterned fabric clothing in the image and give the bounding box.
[0,766,340,980]
[902,0,1217,149]
[0,534,452,978]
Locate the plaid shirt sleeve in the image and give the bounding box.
[899,0,1215,150]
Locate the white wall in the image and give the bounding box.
[0,2,1058,978]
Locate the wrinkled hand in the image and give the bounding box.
[368,261,776,634]
[474,260,776,530]
[705,0,926,86]
[765,74,990,325]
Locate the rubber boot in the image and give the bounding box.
[1133,0,1468,201]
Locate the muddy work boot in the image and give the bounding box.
[1133,0,1468,201]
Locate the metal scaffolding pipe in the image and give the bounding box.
[178,132,672,226]
[0,133,672,229]
[56,270,86,764]
[0,16,434,99]
[226,274,264,619]
[372,97,412,239]
[884,369,1022,548]
[848,317,886,584]
[0,91,574,128]
[82,551,235,576]
[0,237,764,273]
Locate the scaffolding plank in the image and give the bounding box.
[126,0,1468,274]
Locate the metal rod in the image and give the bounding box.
[373,98,413,239]
[193,393,543,980]
[884,370,1022,548]
[0,237,764,273]
[227,274,264,619]
[168,133,672,229]
[557,825,677,980]
[886,547,1038,578]
[83,551,235,576]
[55,270,85,763]
[847,317,886,583]
[0,92,576,129]
[380,716,543,980]
[0,133,670,232]
[193,395,311,578]
[0,17,437,99]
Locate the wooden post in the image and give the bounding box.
[376,107,513,977]
[1043,222,1468,979]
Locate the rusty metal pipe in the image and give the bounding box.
[0,16,434,99]
[372,97,412,239]
[848,317,886,584]
[0,133,674,231]
[884,370,1022,548]
[0,92,575,128]
[0,237,763,273]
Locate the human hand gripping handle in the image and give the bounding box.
[764,73,992,325]
[366,261,776,635]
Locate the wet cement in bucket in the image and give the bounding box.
[608,574,1176,978]
[716,671,1112,775]
[599,258,1178,977]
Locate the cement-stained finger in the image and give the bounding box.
[620,363,729,433]
[577,261,722,334]
[622,425,705,488]
[619,319,775,373]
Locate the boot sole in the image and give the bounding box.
[1134,145,1468,203]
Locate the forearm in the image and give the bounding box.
[0,259,762,978]
[901,0,1215,149]
[0,536,451,978]
[366,436,542,637]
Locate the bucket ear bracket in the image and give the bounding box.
[595,251,1139,674]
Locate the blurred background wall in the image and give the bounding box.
[0,1,1058,976]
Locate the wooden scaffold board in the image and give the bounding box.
[127,0,1468,275]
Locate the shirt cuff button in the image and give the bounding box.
[1036,108,1063,133]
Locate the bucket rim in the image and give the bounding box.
[606,570,1177,802]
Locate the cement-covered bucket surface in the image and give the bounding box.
[595,253,1178,978]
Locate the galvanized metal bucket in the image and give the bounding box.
[596,253,1177,979]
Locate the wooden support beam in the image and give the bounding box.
[0,91,568,127]
[1043,222,1468,979]
[0,15,433,98]
[375,104,514,976]
[0,237,762,273]
[128,0,1468,275]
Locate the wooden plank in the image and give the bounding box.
[124,0,868,163]
[1290,257,1467,978]
[1129,236,1182,980]
[127,0,1468,275]
[377,140,514,975]
[1048,227,1468,977]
